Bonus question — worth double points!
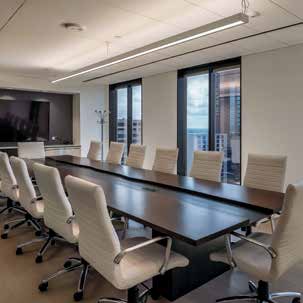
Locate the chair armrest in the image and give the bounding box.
[66,215,76,224]
[114,236,172,274]
[30,196,43,204]
[231,231,277,259]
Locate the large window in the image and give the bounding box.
[178,58,241,184]
[109,79,142,161]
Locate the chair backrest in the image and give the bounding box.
[18,142,45,159]
[244,153,287,192]
[33,163,76,243]
[190,151,224,182]
[65,175,121,284]
[106,142,124,165]
[87,140,101,161]
[0,152,18,201]
[270,181,303,280]
[126,144,146,169]
[152,148,179,174]
[10,156,39,216]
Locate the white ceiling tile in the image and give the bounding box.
[270,0,303,19]
[266,24,303,46]
[0,0,24,28]
[231,34,288,54]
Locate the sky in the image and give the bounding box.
[187,73,209,129]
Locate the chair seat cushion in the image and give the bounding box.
[210,233,273,281]
[117,237,189,289]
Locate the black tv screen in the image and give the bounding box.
[0,100,50,142]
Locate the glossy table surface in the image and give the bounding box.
[27,156,283,246]
[50,155,284,214]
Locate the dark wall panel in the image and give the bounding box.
[0,88,73,146]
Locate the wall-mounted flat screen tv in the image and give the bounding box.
[0,99,50,142]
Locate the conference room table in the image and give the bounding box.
[27,155,284,301]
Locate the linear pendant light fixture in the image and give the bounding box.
[52,13,248,83]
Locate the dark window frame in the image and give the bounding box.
[109,79,143,152]
[177,57,242,184]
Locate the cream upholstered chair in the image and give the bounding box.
[18,142,46,159]
[65,175,188,303]
[190,151,224,182]
[210,181,303,303]
[10,157,49,258]
[106,142,124,165]
[0,152,25,218]
[87,140,101,161]
[244,154,287,192]
[152,148,179,175]
[244,153,287,232]
[126,144,146,169]
[0,153,29,239]
[33,163,84,296]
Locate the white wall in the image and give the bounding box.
[242,43,303,186]
[142,71,178,169]
[78,85,109,158]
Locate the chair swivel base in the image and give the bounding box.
[216,280,301,303]
[98,285,151,303]
[1,212,42,239]
[38,257,89,302]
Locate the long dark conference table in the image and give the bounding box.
[28,155,284,301]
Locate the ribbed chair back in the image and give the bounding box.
[18,142,45,159]
[106,142,124,165]
[126,144,146,169]
[33,163,77,243]
[65,176,121,285]
[244,153,287,192]
[10,156,42,218]
[152,148,179,175]
[0,152,19,201]
[190,151,224,182]
[270,181,303,279]
[87,141,101,161]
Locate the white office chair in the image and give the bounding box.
[210,181,303,303]
[87,140,101,161]
[152,148,179,175]
[190,151,224,182]
[244,153,287,232]
[126,144,146,169]
[0,152,27,239]
[106,142,124,165]
[65,175,189,303]
[10,157,48,258]
[18,142,46,159]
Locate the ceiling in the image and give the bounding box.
[0,0,303,86]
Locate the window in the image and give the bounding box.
[178,58,241,184]
[109,79,142,161]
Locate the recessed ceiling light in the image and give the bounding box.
[52,13,248,83]
[60,22,86,32]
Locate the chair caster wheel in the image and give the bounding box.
[35,255,43,263]
[293,298,301,303]
[35,230,42,237]
[4,224,9,230]
[74,291,83,301]
[1,233,8,239]
[64,260,72,268]
[38,281,48,292]
[16,247,23,255]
